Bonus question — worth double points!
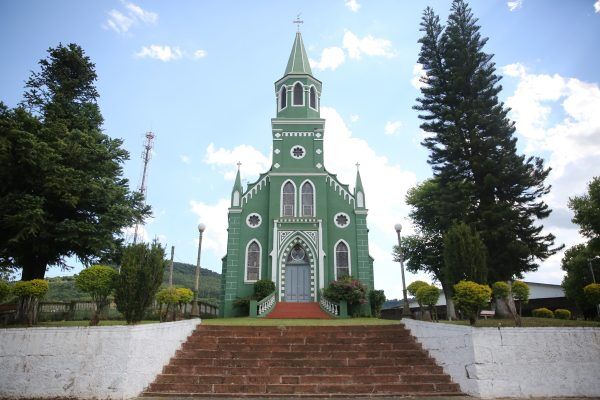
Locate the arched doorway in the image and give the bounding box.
[285,244,311,302]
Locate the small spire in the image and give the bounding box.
[284,30,313,76]
[355,163,365,208]
[233,162,243,193]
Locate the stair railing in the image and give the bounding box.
[319,294,348,319]
[249,289,277,318]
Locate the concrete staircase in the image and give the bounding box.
[266,302,331,319]
[143,324,462,397]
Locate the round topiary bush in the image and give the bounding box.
[453,280,492,326]
[554,308,571,320]
[492,281,510,299]
[532,307,554,318]
[13,279,49,325]
[583,283,600,305]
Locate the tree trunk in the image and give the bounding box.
[494,297,511,317]
[17,296,39,326]
[441,283,457,320]
[506,292,522,327]
[20,257,47,281]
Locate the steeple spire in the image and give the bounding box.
[231,162,243,208]
[354,163,366,209]
[284,31,313,76]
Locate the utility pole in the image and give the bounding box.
[169,245,175,287]
[133,131,155,244]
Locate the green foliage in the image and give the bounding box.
[453,280,492,325]
[175,287,194,304]
[75,265,116,302]
[114,242,165,324]
[554,309,571,320]
[491,281,510,299]
[0,43,149,280]
[532,308,554,318]
[162,262,221,304]
[156,287,180,305]
[0,280,11,302]
[416,285,440,307]
[254,279,276,300]
[407,280,429,297]
[583,283,600,305]
[443,222,487,284]
[414,1,559,283]
[323,276,367,305]
[13,279,49,298]
[569,177,600,249]
[561,244,598,317]
[511,281,530,303]
[368,290,386,318]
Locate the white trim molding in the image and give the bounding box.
[280,179,297,217]
[244,239,262,283]
[246,213,262,228]
[300,179,316,217]
[290,144,306,159]
[291,81,305,107]
[334,212,350,228]
[333,239,351,280]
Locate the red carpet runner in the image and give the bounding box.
[266,302,331,319]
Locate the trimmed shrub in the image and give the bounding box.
[75,265,117,326]
[492,281,510,299]
[416,285,441,321]
[407,280,429,297]
[532,307,554,318]
[254,279,276,300]
[369,290,386,318]
[14,279,49,325]
[0,280,11,303]
[453,280,492,326]
[156,287,194,321]
[554,308,571,320]
[512,280,530,317]
[583,283,600,305]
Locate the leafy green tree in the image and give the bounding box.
[414,0,560,283]
[114,242,165,324]
[443,222,487,284]
[74,265,117,326]
[569,177,600,251]
[156,287,180,322]
[13,279,49,325]
[0,43,149,281]
[416,285,441,321]
[407,280,429,317]
[583,283,600,314]
[453,280,491,325]
[561,244,597,318]
[0,280,11,303]
[511,280,529,317]
[492,281,521,326]
[368,290,386,318]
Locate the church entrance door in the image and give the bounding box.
[285,244,311,302]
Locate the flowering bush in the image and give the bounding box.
[323,276,367,305]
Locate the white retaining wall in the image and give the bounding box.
[0,319,199,399]
[402,319,600,398]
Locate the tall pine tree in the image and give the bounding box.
[414,1,560,282]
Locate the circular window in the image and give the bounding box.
[246,213,262,228]
[334,212,350,228]
[290,246,306,261]
[290,145,306,159]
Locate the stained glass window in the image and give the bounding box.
[282,182,295,216]
[301,182,314,216]
[309,86,317,109]
[293,82,303,105]
[246,241,260,281]
[336,242,349,279]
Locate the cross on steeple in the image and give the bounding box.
[356,162,360,170]
[236,161,241,170]
[293,14,303,32]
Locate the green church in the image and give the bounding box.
[219,32,374,317]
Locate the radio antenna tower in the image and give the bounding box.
[133,131,155,244]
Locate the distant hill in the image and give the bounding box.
[45,261,222,305]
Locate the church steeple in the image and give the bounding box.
[354,164,366,209]
[284,32,313,76]
[231,163,242,208]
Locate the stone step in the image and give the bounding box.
[175,349,426,360]
[184,335,418,346]
[162,365,445,376]
[145,382,461,395]
[170,356,438,368]
[181,342,422,352]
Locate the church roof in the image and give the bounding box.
[284,31,313,76]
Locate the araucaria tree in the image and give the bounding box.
[413,1,560,283]
[0,43,149,280]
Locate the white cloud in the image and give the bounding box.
[309,47,346,71]
[384,120,403,136]
[350,114,360,123]
[342,30,395,59]
[194,49,208,59]
[135,45,183,62]
[410,63,426,90]
[504,63,600,284]
[104,1,157,35]
[123,1,158,24]
[190,198,230,257]
[595,0,600,13]
[180,155,191,164]
[105,10,134,34]
[507,0,523,11]
[344,0,361,12]
[204,143,271,181]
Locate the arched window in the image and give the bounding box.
[309,86,317,109]
[301,181,314,217]
[335,241,350,279]
[232,191,240,207]
[279,86,287,110]
[293,82,303,106]
[356,191,364,208]
[282,181,295,217]
[246,240,261,282]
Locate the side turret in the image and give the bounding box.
[354,165,366,209]
[231,163,243,208]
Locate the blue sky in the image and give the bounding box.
[1,0,599,298]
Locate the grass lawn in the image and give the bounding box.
[440,317,600,328]
[2,320,158,328]
[203,317,401,326]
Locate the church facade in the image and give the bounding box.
[219,32,374,317]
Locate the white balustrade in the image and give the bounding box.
[319,297,339,316]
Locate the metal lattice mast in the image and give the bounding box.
[133,131,155,244]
